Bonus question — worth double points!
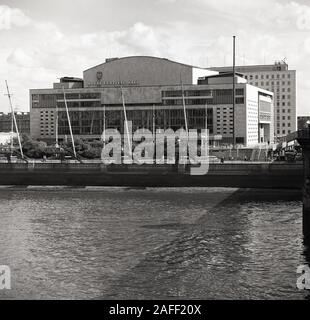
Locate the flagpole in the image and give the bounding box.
[232,35,236,149]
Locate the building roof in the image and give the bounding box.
[209,61,292,73]
[83,55,209,72]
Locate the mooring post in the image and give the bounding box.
[297,124,310,244]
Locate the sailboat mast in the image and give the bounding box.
[120,84,132,158]
[55,102,59,147]
[62,86,77,158]
[180,78,189,134]
[103,104,106,144]
[152,104,155,138]
[180,76,189,164]
[10,108,14,154]
[5,81,24,158]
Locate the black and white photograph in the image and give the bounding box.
[0,0,310,310]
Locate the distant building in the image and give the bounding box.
[0,112,30,134]
[298,116,310,130]
[210,61,296,138]
[30,56,274,147]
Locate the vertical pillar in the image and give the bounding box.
[303,146,310,243]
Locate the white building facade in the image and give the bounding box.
[30,56,274,147]
[210,61,296,139]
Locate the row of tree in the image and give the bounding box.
[14,135,103,159]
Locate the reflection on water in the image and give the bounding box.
[0,187,308,299]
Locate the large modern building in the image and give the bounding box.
[210,61,296,139]
[30,56,274,147]
[0,112,30,134]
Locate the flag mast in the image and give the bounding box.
[232,35,236,149]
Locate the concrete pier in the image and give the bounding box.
[0,161,303,188]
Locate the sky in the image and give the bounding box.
[0,0,309,115]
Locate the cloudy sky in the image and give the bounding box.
[0,0,309,115]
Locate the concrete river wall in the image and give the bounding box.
[0,162,303,189]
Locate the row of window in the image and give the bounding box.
[162,90,213,97]
[277,130,291,135]
[276,109,291,113]
[249,81,291,87]
[53,109,214,135]
[276,123,292,127]
[276,95,291,99]
[277,116,291,120]
[245,73,291,80]
[33,93,101,101]
[276,102,291,106]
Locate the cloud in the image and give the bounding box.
[7,48,38,68]
[0,5,31,30]
[0,1,310,116]
[118,22,169,55]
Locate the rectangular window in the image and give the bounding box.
[235,88,244,95]
[80,93,101,99]
[236,97,244,104]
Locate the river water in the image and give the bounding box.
[0,186,309,299]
